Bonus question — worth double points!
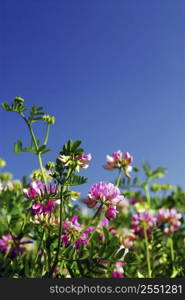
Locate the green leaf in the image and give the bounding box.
[65,174,87,186]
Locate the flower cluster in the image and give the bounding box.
[23,180,57,200]
[61,216,94,248]
[156,208,182,234]
[119,228,136,248]
[0,233,25,259]
[103,150,133,177]
[131,210,156,236]
[31,200,55,215]
[58,153,92,172]
[112,262,125,278]
[84,181,125,220]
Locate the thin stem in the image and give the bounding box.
[145,185,151,208]
[44,123,50,145]
[143,225,152,278]
[169,235,175,273]
[49,187,64,277]
[116,169,122,187]
[32,229,45,277]
[92,203,103,220]
[21,115,46,182]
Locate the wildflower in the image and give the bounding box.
[131,210,156,236]
[23,180,43,200]
[42,200,55,214]
[62,216,81,233]
[23,180,57,200]
[61,217,93,248]
[156,208,181,234]
[112,271,124,278]
[112,262,125,278]
[103,150,133,177]
[61,234,70,247]
[105,206,118,220]
[84,181,124,220]
[117,197,129,213]
[0,233,25,259]
[57,153,91,172]
[31,202,43,215]
[119,229,136,248]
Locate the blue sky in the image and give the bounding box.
[0,0,185,195]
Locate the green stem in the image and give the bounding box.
[169,236,175,272]
[44,123,50,145]
[143,225,152,278]
[49,187,64,277]
[22,116,46,182]
[116,169,122,187]
[92,203,103,220]
[32,229,45,277]
[145,185,151,208]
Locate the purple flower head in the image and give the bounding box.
[23,180,57,200]
[31,202,43,215]
[105,206,119,220]
[77,153,92,169]
[103,150,133,177]
[42,200,55,214]
[112,271,124,278]
[61,234,70,247]
[74,237,88,249]
[99,218,109,227]
[131,210,156,236]
[62,216,81,233]
[156,208,181,234]
[0,233,25,259]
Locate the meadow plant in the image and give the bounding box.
[0,97,184,278]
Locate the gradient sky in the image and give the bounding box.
[0,0,185,196]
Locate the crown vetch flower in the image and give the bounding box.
[23,180,57,200]
[58,152,92,172]
[0,233,25,259]
[131,210,156,236]
[105,206,119,220]
[112,262,125,278]
[119,228,136,248]
[103,150,133,177]
[84,181,125,219]
[156,208,181,234]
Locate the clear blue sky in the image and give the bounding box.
[0,0,185,195]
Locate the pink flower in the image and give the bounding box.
[23,180,57,200]
[156,208,181,234]
[105,206,119,220]
[42,200,55,214]
[86,181,121,205]
[0,233,25,259]
[131,210,156,236]
[31,202,43,215]
[119,229,136,248]
[84,181,124,219]
[77,153,92,169]
[61,234,70,247]
[58,152,92,171]
[62,216,81,233]
[103,150,133,177]
[112,271,124,278]
[112,262,125,278]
